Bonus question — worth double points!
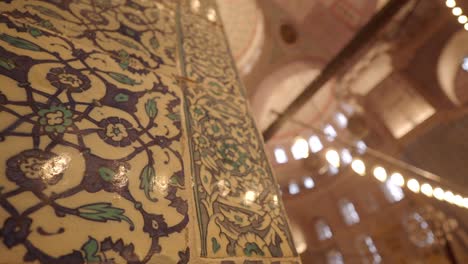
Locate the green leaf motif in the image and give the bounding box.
[28,27,42,37]
[139,165,158,202]
[77,203,135,230]
[114,93,129,102]
[107,72,142,86]
[150,36,159,50]
[167,113,180,121]
[114,38,140,50]
[0,57,15,70]
[81,236,101,262]
[98,167,115,182]
[26,5,65,20]
[145,99,158,119]
[243,242,264,257]
[211,237,220,253]
[0,34,41,51]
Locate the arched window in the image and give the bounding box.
[308,135,323,153]
[339,199,360,225]
[404,212,434,247]
[288,182,300,195]
[326,249,344,264]
[303,176,315,189]
[274,147,288,164]
[315,219,333,241]
[356,235,382,264]
[382,180,404,203]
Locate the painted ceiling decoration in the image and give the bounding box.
[0,0,299,263]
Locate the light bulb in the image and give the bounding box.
[390,172,404,187]
[351,159,366,176]
[454,194,463,207]
[433,187,444,200]
[446,0,456,8]
[421,183,433,197]
[444,191,455,204]
[465,23,468,31]
[407,179,420,193]
[458,15,467,24]
[325,149,340,168]
[453,7,462,16]
[373,166,387,182]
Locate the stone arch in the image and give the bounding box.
[251,60,336,132]
[437,29,468,106]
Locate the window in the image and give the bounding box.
[308,135,323,153]
[291,138,309,160]
[315,219,333,240]
[274,147,288,164]
[356,236,381,264]
[382,180,404,203]
[303,176,315,189]
[341,149,353,165]
[289,182,300,195]
[335,112,348,128]
[405,212,434,247]
[324,124,337,140]
[327,249,344,264]
[462,57,468,71]
[339,199,360,225]
[356,140,367,154]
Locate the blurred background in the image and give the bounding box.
[212,0,468,263]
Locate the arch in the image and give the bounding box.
[437,29,468,106]
[251,60,336,132]
[216,0,265,76]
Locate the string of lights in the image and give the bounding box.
[271,110,468,211]
[445,0,468,30]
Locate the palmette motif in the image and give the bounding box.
[0,0,299,263]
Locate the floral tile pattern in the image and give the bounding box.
[0,0,299,263]
[177,0,297,260]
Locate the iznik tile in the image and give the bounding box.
[0,0,300,263]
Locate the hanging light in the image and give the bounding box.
[452,7,462,16]
[444,191,455,204]
[454,194,464,207]
[464,23,468,31]
[291,137,309,160]
[407,179,420,193]
[420,183,433,197]
[458,15,467,24]
[464,197,468,209]
[433,187,444,200]
[325,149,340,168]
[373,166,387,182]
[446,0,456,8]
[351,159,366,176]
[389,172,404,187]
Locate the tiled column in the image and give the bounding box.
[0,0,300,263]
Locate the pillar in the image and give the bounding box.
[0,0,300,263]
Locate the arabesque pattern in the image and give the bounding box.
[0,0,299,263]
